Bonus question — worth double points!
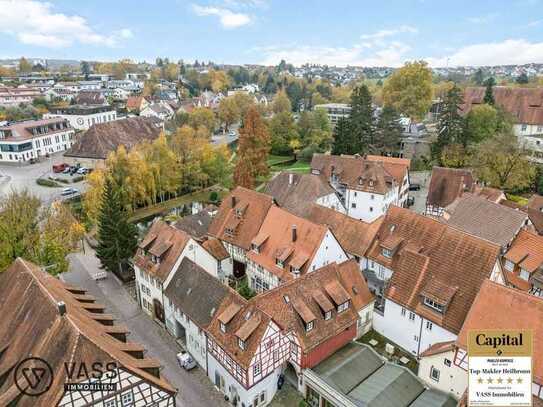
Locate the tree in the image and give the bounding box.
[383,61,433,120]
[440,144,470,168]
[234,106,270,186]
[188,107,217,134]
[349,84,374,154]
[96,178,137,275]
[272,90,292,114]
[471,133,535,191]
[286,81,303,111]
[483,77,496,105]
[218,97,240,132]
[232,92,255,120]
[81,61,91,79]
[465,104,499,144]
[269,111,299,155]
[374,106,402,154]
[434,84,465,158]
[516,72,529,84]
[332,117,354,155]
[473,68,485,86]
[18,57,32,73]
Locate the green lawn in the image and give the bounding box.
[506,193,529,206]
[267,154,295,166]
[270,160,311,173]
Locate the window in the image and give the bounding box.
[504,259,514,272]
[354,192,357,197]
[444,358,451,367]
[426,321,433,330]
[351,203,356,208]
[371,194,374,200]
[104,399,116,407]
[409,312,415,321]
[521,124,527,131]
[382,248,392,258]
[423,297,444,313]
[253,362,261,376]
[220,322,226,333]
[401,308,406,317]
[251,243,259,253]
[276,258,284,268]
[369,207,373,212]
[306,321,314,332]
[520,268,530,281]
[538,125,543,133]
[414,335,419,342]
[324,310,332,320]
[338,301,349,313]
[238,338,245,350]
[121,392,134,406]
[430,366,440,382]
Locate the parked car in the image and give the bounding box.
[409,183,421,191]
[76,167,89,175]
[177,352,196,370]
[62,167,71,174]
[228,130,236,137]
[52,163,68,173]
[61,187,79,196]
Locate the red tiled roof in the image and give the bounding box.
[426,167,475,209]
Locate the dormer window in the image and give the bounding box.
[305,321,314,332]
[235,209,243,218]
[151,255,160,264]
[276,259,284,268]
[382,248,393,258]
[369,180,374,187]
[324,311,332,320]
[290,265,300,275]
[238,338,246,350]
[504,259,514,272]
[251,243,260,253]
[423,297,444,313]
[337,301,349,313]
[225,227,234,237]
[220,322,226,333]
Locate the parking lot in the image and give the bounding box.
[0,153,88,204]
[408,171,431,214]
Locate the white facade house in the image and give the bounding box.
[0,118,75,162]
[0,85,42,106]
[313,103,352,127]
[45,105,117,130]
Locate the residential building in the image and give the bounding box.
[425,167,475,217]
[527,194,543,235]
[134,220,226,324]
[208,187,274,278]
[78,80,103,90]
[44,86,77,102]
[126,95,150,113]
[366,155,411,207]
[45,104,117,131]
[366,206,504,356]
[64,116,162,167]
[313,103,351,127]
[75,90,106,105]
[0,258,176,407]
[503,229,543,295]
[305,342,457,407]
[444,193,529,251]
[164,258,233,371]
[0,118,75,162]
[205,260,373,407]
[141,102,175,121]
[462,87,543,162]
[420,280,543,405]
[174,204,218,242]
[0,85,42,106]
[304,203,383,271]
[246,205,348,292]
[264,171,346,217]
[310,154,405,222]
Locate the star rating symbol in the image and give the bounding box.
[497,377,503,384]
[517,378,523,384]
[507,377,513,384]
[487,377,493,384]
[477,377,484,384]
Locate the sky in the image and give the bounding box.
[1,0,543,67]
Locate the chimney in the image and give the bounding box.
[289,173,294,185]
[231,195,236,208]
[58,301,66,317]
[292,225,297,242]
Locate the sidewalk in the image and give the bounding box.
[63,242,228,407]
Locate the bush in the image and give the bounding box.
[298,144,319,162]
[72,176,84,183]
[237,278,256,300]
[56,177,69,184]
[209,191,219,202]
[37,178,60,187]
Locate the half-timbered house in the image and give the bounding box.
[0,258,176,407]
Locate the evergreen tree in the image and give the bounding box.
[434,84,465,158]
[516,72,529,84]
[473,68,484,86]
[332,117,353,155]
[96,178,137,275]
[349,84,374,154]
[483,77,496,105]
[374,106,402,154]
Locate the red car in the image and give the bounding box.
[52,163,68,173]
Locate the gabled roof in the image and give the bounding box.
[264,172,336,216]
[367,206,501,334]
[126,95,147,110]
[75,91,105,106]
[0,259,175,407]
[65,117,162,160]
[462,86,543,125]
[504,229,543,273]
[134,220,191,282]
[457,280,543,384]
[445,194,528,247]
[419,340,455,358]
[304,204,382,258]
[246,206,329,281]
[365,155,410,185]
[527,194,543,235]
[174,204,218,241]
[426,167,475,209]
[164,258,231,328]
[202,237,229,260]
[208,187,274,250]
[310,154,396,194]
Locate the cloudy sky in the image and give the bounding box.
[1,0,542,67]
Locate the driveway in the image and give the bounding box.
[62,243,228,407]
[0,153,87,204]
[409,171,431,214]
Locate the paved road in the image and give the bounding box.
[0,153,87,204]
[62,243,228,407]
[409,171,431,214]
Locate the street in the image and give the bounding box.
[62,242,228,407]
